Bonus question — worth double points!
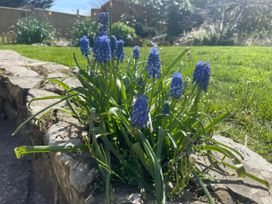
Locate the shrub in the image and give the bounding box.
[14,12,270,204]
[71,17,98,46]
[112,22,136,45]
[135,22,157,38]
[15,15,55,44]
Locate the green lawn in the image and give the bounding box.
[1,45,271,162]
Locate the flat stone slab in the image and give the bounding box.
[0,65,40,78]
[27,89,65,115]
[209,135,272,204]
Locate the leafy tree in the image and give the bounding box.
[128,0,203,36]
[195,0,272,38]
[27,0,54,9]
[0,0,54,9]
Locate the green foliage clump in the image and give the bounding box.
[135,23,157,38]
[112,22,136,44]
[15,16,55,44]
[71,17,98,46]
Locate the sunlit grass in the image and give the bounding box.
[1,45,271,162]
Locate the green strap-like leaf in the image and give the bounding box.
[12,94,77,136]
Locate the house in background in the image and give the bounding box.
[91,0,129,23]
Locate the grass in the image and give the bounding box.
[0,44,271,162]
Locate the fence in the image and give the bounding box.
[0,6,89,39]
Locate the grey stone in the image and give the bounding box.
[6,76,43,104]
[62,77,82,88]
[199,135,272,204]
[0,65,40,78]
[27,89,65,115]
[44,121,82,145]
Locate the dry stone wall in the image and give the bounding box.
[0,50,98,204]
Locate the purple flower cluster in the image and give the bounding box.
[93,35,111,63]
[193,61,211,92]
[79,35,90,56]
[131,95,149,128]
[133,46,140,60]
[169,72,183,99]
[146,47,161,78]
[115,40,125,62]
[97,12,109,35]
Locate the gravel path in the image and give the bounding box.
[0,119,47,204]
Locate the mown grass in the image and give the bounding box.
[0,45,271,162]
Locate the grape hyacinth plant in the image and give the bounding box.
[13,10,270,204]
[133,46,140,60]
[169,72,183,99]
[193,61,211,92]
[93,35,111,64]
[115,40,125,63]
[146,47,161,78]
[131,95,149,128]
[79,35,90,56]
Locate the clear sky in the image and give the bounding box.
[51,0,108,15]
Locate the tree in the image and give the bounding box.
[0,0,54,9]
[27,0,54,9]
[194,0,272,38]
[128,0,203,36]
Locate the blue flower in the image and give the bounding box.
[115,40,125,62]
[131,95,149,128]
[97,12,109,35]
[193,61,211,92]
[97,12,109,27]
[79,35,90,56]
[93,35,111,63]
[110,35,117,53]
[170,72,183,99]
[146,47,161,78]
[133,46,140,60]
[162,101,170,115]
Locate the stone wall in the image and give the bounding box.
[0,50,98,204]
[0,50,271,204]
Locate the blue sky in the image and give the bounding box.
[51,0,108,15]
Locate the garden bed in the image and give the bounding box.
[0,50,271,203]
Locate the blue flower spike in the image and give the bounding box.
[115,40,125,63]
[193,61,211,92]
[79,35,90,56]
[131,95,149,128]
[146,47,161,78]
[133,46,140,60]
[97,12,109,35]
[93,35,111,63]
[170,72,183,99]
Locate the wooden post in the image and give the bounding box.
[2,33,6,44]
[6,32,11,44]
[11,32,16,44]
